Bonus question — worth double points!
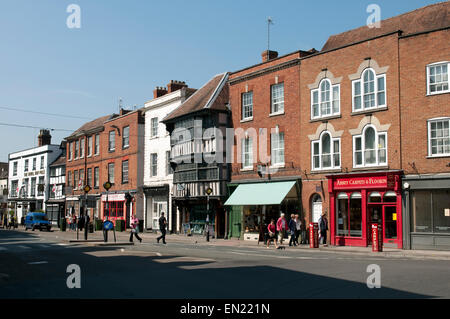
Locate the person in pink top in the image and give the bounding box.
[266,219,279,249]
[129,215,142,243]
[276,213,288,245]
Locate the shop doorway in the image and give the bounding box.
[367,204,398,245]
[311,194,322,223]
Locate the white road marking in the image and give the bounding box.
[28,261,48,265]
[17,245,31,249]
[156,252,162,257]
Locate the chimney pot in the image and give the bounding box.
[262,50,278,62]
[38,129,51,146]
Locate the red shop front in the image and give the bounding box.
[101,193,131,228]
[327,171,403,249]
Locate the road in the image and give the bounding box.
[0,229,449,299]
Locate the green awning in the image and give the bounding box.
[224,181,296,206]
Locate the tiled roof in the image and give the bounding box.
[49,154,66,167]
[322,2,450,52]
[66,114,113,140]
[163,73,229,122]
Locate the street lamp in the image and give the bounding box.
[205,187,213,242]
[103,181,112,242]
[83,185,91,240]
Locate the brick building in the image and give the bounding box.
[65,109,145,228]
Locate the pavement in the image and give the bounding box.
[29,227,450,260]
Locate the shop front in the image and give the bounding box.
[46,199,65,226]
[101,193,130,228]
[144,185,170,231]
[327,171,403,249]
[225,180,301,242]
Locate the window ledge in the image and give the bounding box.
[426,91,450,97]
[426,155,450,159]
[240,118,253,123]
[310,114,341,123]
[352,166,389,171]
[240,168,254,172]
[310,168,342,174]
[269,112,285,118]
[351,106,388,116]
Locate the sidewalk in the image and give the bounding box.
[35,228,450,260]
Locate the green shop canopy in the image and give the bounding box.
[224,181,296,206]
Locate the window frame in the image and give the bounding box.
[109,131,116,152]
[353,125,388,168]
[352,68,387,112]
[311,79,340,120]
[427,117,450,157]
[241,137,253,169]
[427,61,450,96]
[311,131,341,171]
[122,126,130,149]
[87,136,93,157]
[151,118,159,138]
[95,134,100,156]
[108,163,115,184]
[150,153,158,177]
[271,132,285,166]
[270,83,285,115]
[241,91,253,121]
[122,160,129,184]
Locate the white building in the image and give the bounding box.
[46,147,66,225]
[142,81,196,232]
[0,163,8,223]
[7,130,62,221]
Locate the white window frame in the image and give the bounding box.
[108,163,115,184]
[150,153,158,177]
[75,140,79,159]
[271,83,284,115]
[352,68,386,112]
[353,125,388,168]
[242,92,253,121]
[87,136,93,157]
[123,126,130,148]
[427,61,450,95]
[311,131,341,171]
[428,117,450,157]
[68,142,73,161]
[271,132,285,166]
[109,131,115,152]
[311,79,340,120]
[40,156,44,170]
[80,138,85,158]
[151,118,158,138]
[241,137,253,169]
[95,134,100,156]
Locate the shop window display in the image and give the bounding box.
[336,192,362,237]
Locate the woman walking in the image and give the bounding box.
[129,215,142,243]
[266,219,279,249]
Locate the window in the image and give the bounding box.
[271,83,284,114]
[428,118,450,156]
[67,171,72,188]
[151,118,158,138]
[75,140,79,159]
[166,151,173,175]
[24,159,29,172]
[40,156,44,170]
[69,142,73,160]
[312,132,340,170]
[11,180,18,197]
[271,133,285,165]
[353,126,387,167]
[38,176,44,196]
[352,69,386,111]
[23,178,29,197]
[122,160,129,183]
[241,138,253,169]
[32,158,36,171]
[336,192,362,237]
[242,92,253,120]
[30,178,36,197]
[104,201,124,219]
[79,169,84,187]
[123,126,130,148]
[151,153,158,177]
[87,168,92,188]
[13,162,17,176]
[108,163,115,184]
[80,138,85,158]
[311,79,340,119]
[94,167,99,188]
[74,170,78,189]
[95,134,100,155]
[427,62,449,95]
[109,131,115,151]
[87,136,93,157]
[412,190,450,233]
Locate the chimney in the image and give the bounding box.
[262,50,278,62]
[153,86,168,99]
[38,129,51,146]
[167,80,188,93]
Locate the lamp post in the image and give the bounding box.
[83,185,91,240]
[103,181,112,242]
[205,187,213,242]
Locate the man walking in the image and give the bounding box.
[276,213,288,245]
[288,214,297,247]
[157,212,167,244]
[318,212,329,246]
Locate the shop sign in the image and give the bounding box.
[101,193,125,202]
[333,176,389,190]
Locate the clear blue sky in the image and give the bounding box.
[0,0,441,162]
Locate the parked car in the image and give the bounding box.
[24,212,51,231]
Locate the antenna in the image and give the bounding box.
[118,97,123,113]
[267,17,274,53]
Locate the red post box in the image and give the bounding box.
[371,223,383,252]
[309,222,319,248]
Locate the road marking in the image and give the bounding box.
[28,261,48,265]
[156,252,162,257]
[17,245,31,249]
[154,256,214,263]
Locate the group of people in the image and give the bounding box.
[2,214,18,229]
[266,212,329,249]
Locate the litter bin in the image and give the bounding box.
[115,219,125,232]
[60,218,67,232]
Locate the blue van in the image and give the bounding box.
[24,212,52,231]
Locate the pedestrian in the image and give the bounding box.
[156,212,167,244]
[266,219,279,249]
[129,215,142,243]
[276,213,288,245]
[72,214,77,231]
[21,216,25,228]
[3,214,7,229]
[83,213,90,240]
[294,214,301,245]
[318,212,329,246]
[288,214,297,247]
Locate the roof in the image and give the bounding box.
[163,73,229,122]
[66,114,114,140]
[49,154,66,167]
[322,2,450,52]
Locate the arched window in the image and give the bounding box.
[312,131,341,171]
[311,79,340,119]
[353,125,387,167]
[353,68,386,111]
[368,192,382,203]
[384,191,397,203]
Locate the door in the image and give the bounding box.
[383,206,398,242]
[152,202,167,230]
[367,205,382,245]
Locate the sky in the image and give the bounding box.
[0,0,442,162]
